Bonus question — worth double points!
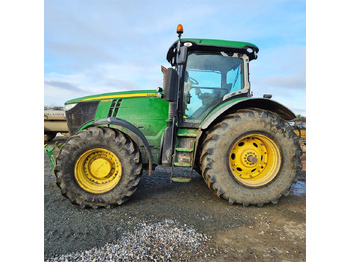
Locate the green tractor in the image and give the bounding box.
[53,25,302,208]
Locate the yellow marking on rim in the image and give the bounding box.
[82,93,158,101]
[74,148,122,194]
[229,134,281,187]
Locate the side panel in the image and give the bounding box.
[116,96,169,149]
[82,96,169,167]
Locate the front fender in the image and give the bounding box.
[200,98,296,130]
[92,117,153,176]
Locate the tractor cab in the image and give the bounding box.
[161,28,259,128]
[182,50,248,123]
[157,26,261,171]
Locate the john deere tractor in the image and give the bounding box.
[53,25,301,208]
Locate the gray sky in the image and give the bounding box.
[44,0,306,115]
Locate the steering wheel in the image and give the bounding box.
[189,77,199,85]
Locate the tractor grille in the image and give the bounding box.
[65,101,99,135]
[108,99,122,118]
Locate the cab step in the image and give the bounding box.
[177,129,198,137]
[175,147,193,152]
[171,177,191,183]
[174,162,191,167]
[170,129,199,183]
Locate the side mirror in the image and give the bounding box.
[176,46,188,65]
[164,68,178,102]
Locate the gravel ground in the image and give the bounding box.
[45,136,306,261]
[46,219,217,262]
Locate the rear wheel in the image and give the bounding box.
[54,127,142,208]
[200,109,302,206]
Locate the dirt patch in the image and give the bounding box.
[213,214,305,261]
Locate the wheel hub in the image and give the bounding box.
[229,135,281,187]
[241,150,259,167]
[247,155,258,164]
[75,148,122,193]
[90,158,111,179]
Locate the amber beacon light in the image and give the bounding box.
[177,24,183,36]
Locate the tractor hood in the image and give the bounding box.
[65,90,158,104]
[64,89,169,136]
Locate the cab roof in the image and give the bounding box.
[166,38,259,64]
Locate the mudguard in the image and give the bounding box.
[92,117,153,176]
[200,98,296,130]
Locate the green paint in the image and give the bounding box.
[200,97,248,127]
[181,38,258,50]
[177,129,199,137]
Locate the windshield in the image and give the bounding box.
[183,52,246,123]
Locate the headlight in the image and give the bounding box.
[64,103,77,112]
[246,48,253,53]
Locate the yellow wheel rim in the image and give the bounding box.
[229,134,281,187]
[75,148,122,193]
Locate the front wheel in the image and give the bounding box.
[200,109,302,206]
[54,127,142,208]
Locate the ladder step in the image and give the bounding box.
[174,162,191,167]
[176,147,193,152]
[177,134,197,137]
[171,177,191,183]
[177,129,198,137]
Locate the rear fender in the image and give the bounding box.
[92,117,153,176]
[200,98,296,130]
